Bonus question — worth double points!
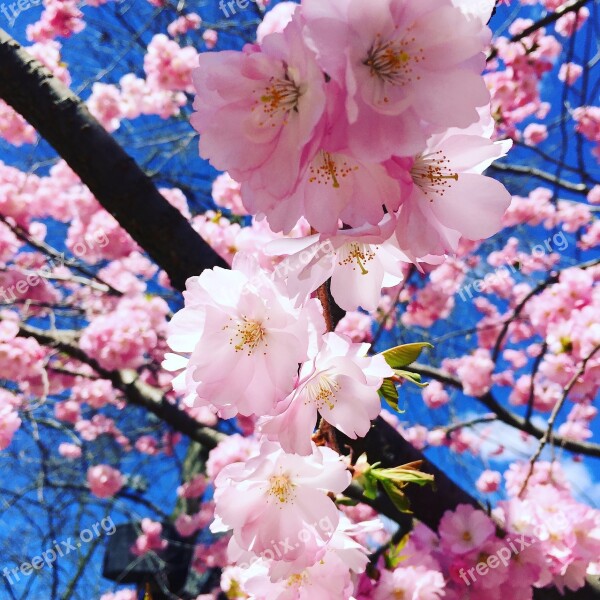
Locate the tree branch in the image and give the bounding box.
[519,344,600,495]
[406,362,600,458]
[489,162,592,195]
[12,319,224,450]
[488,0,593,60]
[0,29,228,292]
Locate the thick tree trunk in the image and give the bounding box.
[0,29,228,292]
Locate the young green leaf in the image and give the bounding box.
[381,342,433,369]
[379,378,400,411]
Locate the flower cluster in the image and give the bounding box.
[160,0,518,595]
[192,0,511,274]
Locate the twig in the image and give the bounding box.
[518,343,600,497]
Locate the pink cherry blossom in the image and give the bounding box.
[191,14,327,204]
[26,0,85,42]
[438,504,496,555]
[164,255,325,418]
[203,29,218,49]
[476,470,501,493]
[58,443,82,459]
[167,13,202,37]
[131,519,168,556]
[268,215,406,310]
[373,565,445,600]
[558,62,583,85]
[206,434,260,480]
[523,123,548,145]
[0,404,21,451]
[177,474,208,499]
[260,332,392,454]
[256,2,298,43]
[421,380,450,408]
[211,441,350,565]
[335,311,374,343]
[229,548,355,599]
[390,121,512,261]
[87,464,124,498]
[211,172,247,215]
[144,34,199,93]
[303,0,491,161]
[245,146,402,234]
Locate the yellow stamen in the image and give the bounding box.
[338,243,376,275]
[224,317,267,355]
[268,474,295,504]
[411,150,459,201]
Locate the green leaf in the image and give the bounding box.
[381,342,433,369]
[336,497,359,507]
[381,479,412,513]
[371,462,435,514]
[394,369,428,388]
[385,533,410,569]
[375,466,435,488]
[379,378,400,411]
[361,470,380,501]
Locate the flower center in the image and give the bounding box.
[268,474,295,504]
[306,373,340,411]
[256,75,301,126]
[363,32,424,90]
[338,243,376,275]
[226,317,266,355]
[308,151,359,189]
[411,150,459,200]
[287,572,308,588]
[393,591,406,600]
[462,531,473,542]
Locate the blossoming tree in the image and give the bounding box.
[0,0,599,599]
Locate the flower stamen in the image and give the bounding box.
[338,243,376,275]
[308,151,358,188]
[306,374,340,411]
[254,75,301,127]
[364,32,424,89]
[268,474,295,504]
[225,317,266,355]
[411,150,459,201]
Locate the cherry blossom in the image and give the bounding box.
[211,441,350,564]
[260,332,392,454]
[87,464,125,498]
[268,215,407,310]
[303,0,491,161]
[191,14,328,205]
[164,255,325,418]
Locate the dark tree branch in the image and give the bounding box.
[0,29,228,292]
[12,319,224,450]
[488,0,593,60]
[489,162,592,195]
[406,362,600,458]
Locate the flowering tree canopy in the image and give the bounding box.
[0,0,599,599]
